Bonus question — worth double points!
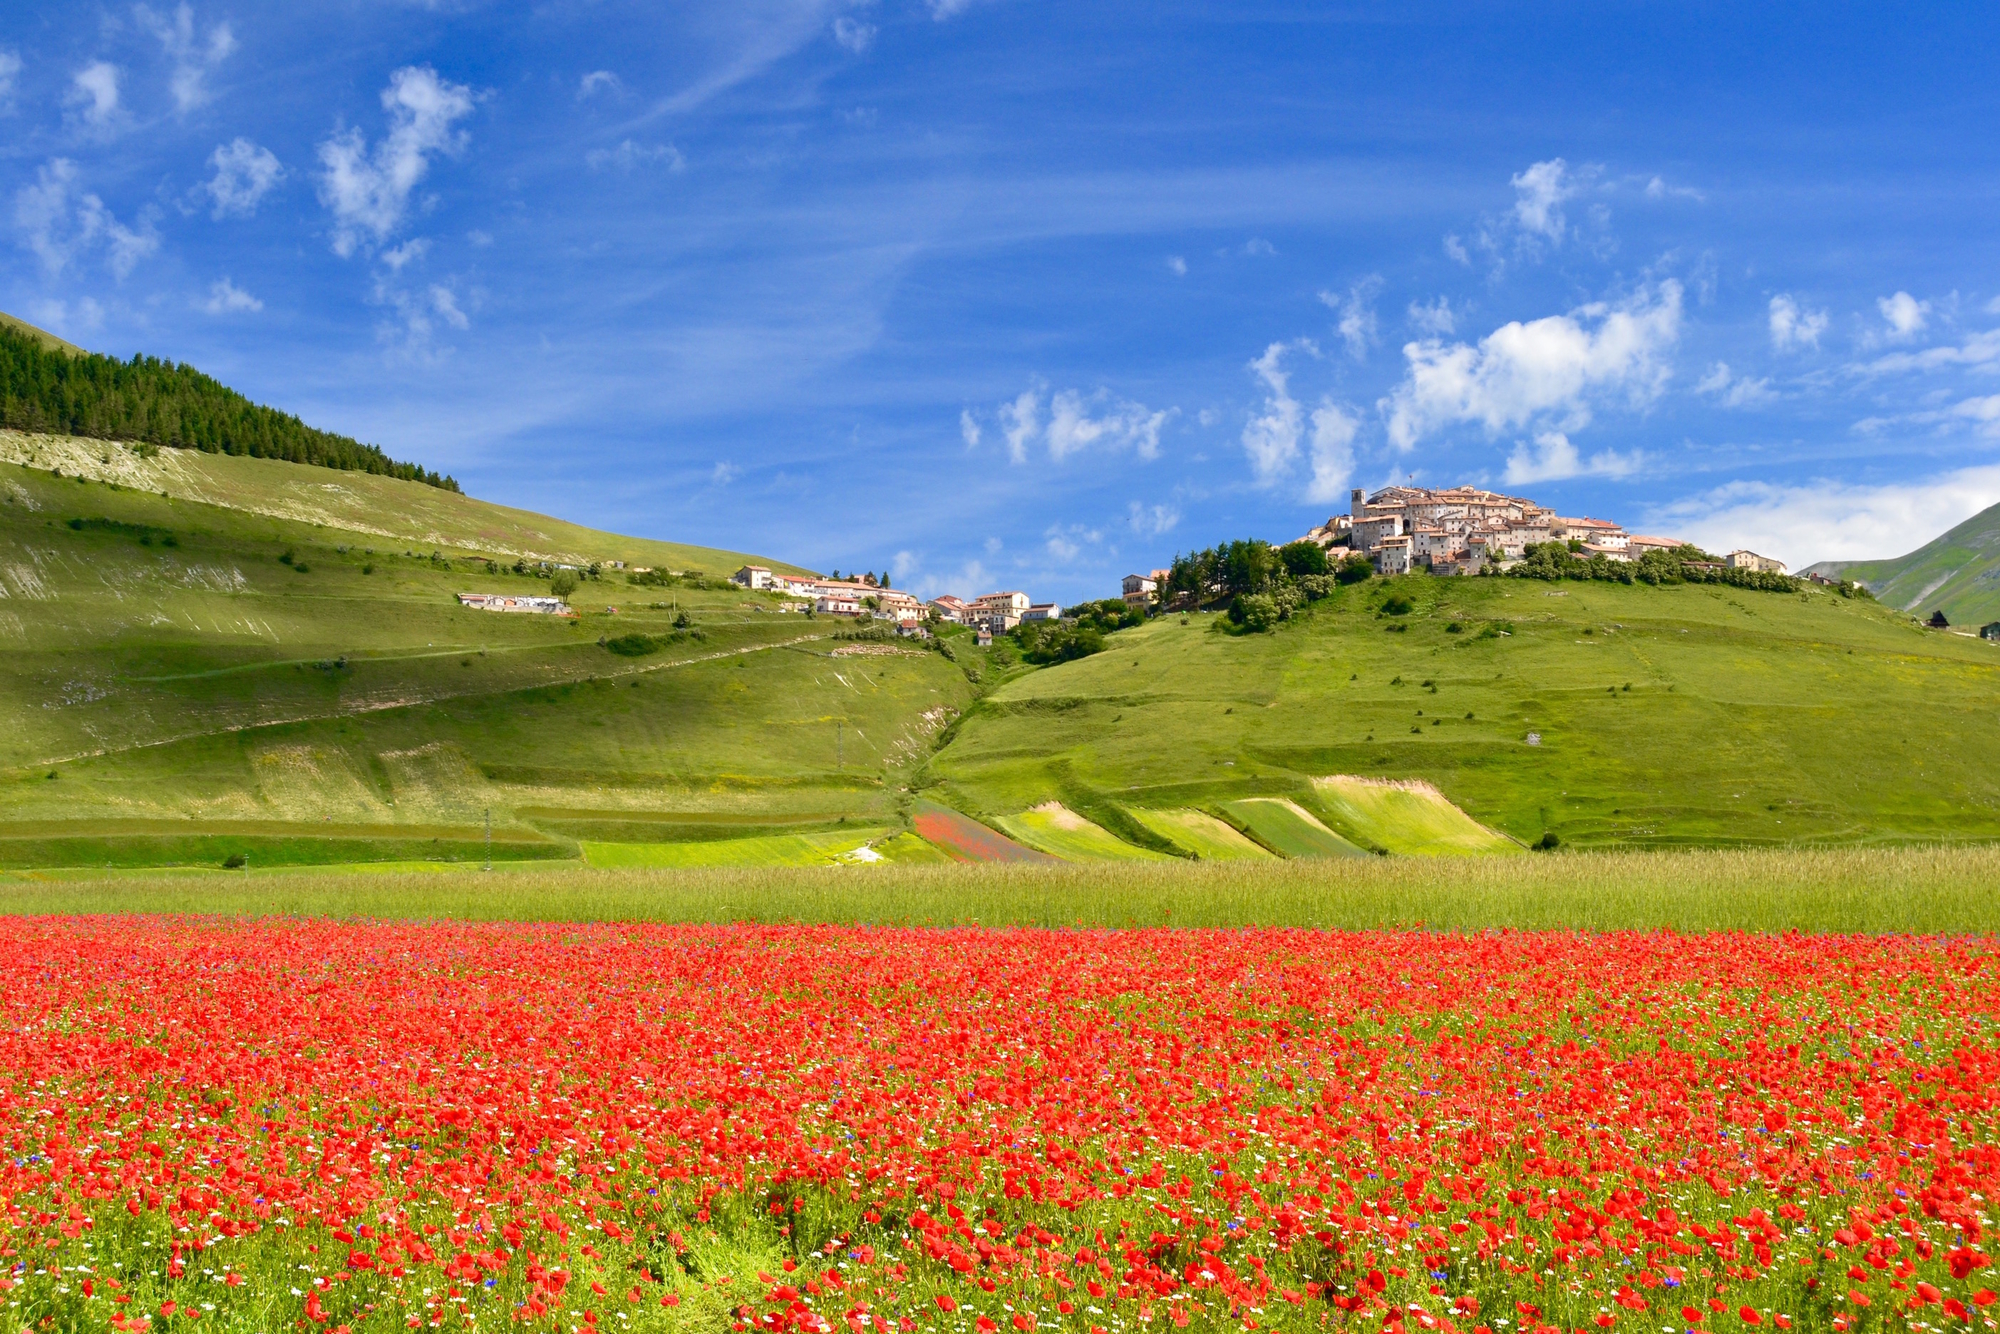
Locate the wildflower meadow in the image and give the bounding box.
[0,920,1994,1334]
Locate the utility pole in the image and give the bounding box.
[484,808,492,872]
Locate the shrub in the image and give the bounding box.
[1230,593,1280,632]
[1536,831,1561,851]
[1380,592,1415,616]
[221,853,247,869]
[1335,553,1375,584]
[550,570,579,598]
[605,633,663,656]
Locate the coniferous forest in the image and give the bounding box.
[0,323,457,491]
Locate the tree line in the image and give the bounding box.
[0,324,457,490]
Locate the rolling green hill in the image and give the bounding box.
[0,440,980,869]
[921,572,2000,850]
[1804,500,2000,630]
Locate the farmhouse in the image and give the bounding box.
[1982,623,2000,642]
[456,593,572,615]
[730,564,775,590]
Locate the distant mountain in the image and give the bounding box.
[0,311,457,491]
[1803,501,2000,628]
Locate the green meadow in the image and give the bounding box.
[924,571,2000,850]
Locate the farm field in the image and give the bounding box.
[924,573,2000,850]
[1122,807,1274,860]
[0,914,1994,1334]
[1221,798,1371,859]
[1309,776,1522,856]
[5,843,2000,932]
[994,803,1179,862]
[582,828,889,867]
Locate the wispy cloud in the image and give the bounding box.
[1695,362,1775,408]
[138,3,236,114]
[200,276,261,314]
[585,140,685,173]
[1382,281,1682,451]
[13,158,157,278]
[0,51,22,115]
[1320,276,1381,361]
[202,138,283,218]
[1307,402,1359,504]
[832,16,876,53]
[985,386,1173,463]
[1510,158,1578,242]
[1768,294,1827,352]
[1128,501,1180,537]
[958,409,981,450]
[1242,341,1307,485]
[1406,296,1456,337]
[1864,327,2000,376]
[317,66,475,257]
[577,70,622,100]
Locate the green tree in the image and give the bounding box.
[1278,540,1329,577]
[549,570,579,598]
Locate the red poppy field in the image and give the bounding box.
[2,920,1996,1334]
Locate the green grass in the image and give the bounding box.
[925,574,2000,848]
[581,829,889,867]
[1124,805,1274,859]
[0,448,990,860]
[992,802,1179,861]
[1220,796,1370,858]
[1310,773,1522,855]
[4,844,1999,931]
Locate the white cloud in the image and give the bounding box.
[832,17,876,52]
[1695,361,1775,408]
[1442,234,1470,266]
[1382,281,1682,452]
[1407,297,1456,337]
[712,461,741,485]
[1768,294,1827,352]
[958,409,981,450]
[1045,531,1080,561]
[13,158,158,278]
[1653,465,2000,571]
[999,387,1040,464]
[1128,501,1180,537]
[381,238,430,270]
[139,3,236,114]
[992,385,1170,463]
[202,138,283,218]
[200,276,261,314]
[1510,158,1576,242]
[1306,402,1359,504]
[928,0,974,16]
[1320,276,1381,361]
[1954,395,2000,437]
[1048,389,1172,462]
[66,62,122,130]
[1876,290,1930,341]
[0,51,21,114]
[1242,341,1306,485]
[585,140,685,173]
[1166,255,1186,277]
[1241,237,1275,257]
[1865,327,2000,375]
[577,70,621,99]
[1643,175,1703,202]
[429,284,468,330]
[1503,430,1641,486]
[317,66,475,258]
[1987,295,2000,316]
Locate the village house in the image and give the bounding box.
[973,590,1031,616]
[1023,603,1062,621]
[730,564,775,590]
[1375,534,1413,574]
[816,592,861,616]
[1726,550,1788,574]
[927,595,970,623]
[1121,573,1157,607]
[1982,623,2000,642]
[456,593,572,615]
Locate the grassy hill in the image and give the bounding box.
[1804,500,2000,630]
[922,572,2000,850]
[0,311,86,357]
[0,440,980,869]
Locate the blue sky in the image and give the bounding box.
[4,2,1998,600]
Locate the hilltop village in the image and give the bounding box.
[712,484,1794,636]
